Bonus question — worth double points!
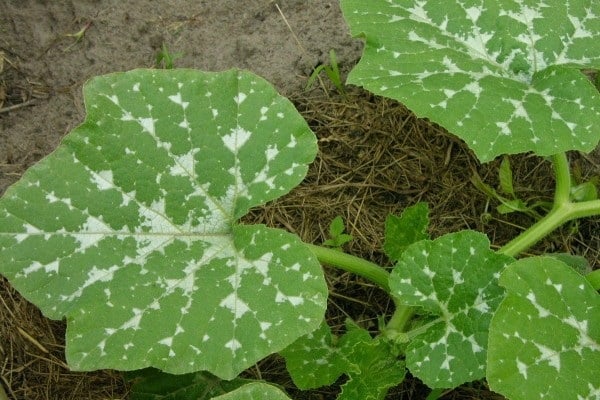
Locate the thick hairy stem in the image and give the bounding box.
[384,303,415,336]
[306,243,415,332]
[499,153,600,257]
[305,243,391,292]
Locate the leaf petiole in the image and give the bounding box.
[305,243,390,292]
[306,244,418,336]
[499,153,600,257]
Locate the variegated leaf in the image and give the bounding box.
[389,231,514,387]
[341,0,600,162]
[0,69,326,379]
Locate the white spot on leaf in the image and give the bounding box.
[222,126,252,153]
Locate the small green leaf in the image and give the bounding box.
[306,65,326,91]
[341,0,600,162]
[0,69,327,379]
[487,257,600,400]
[499,156,515,196]
[384,202,429,262]
[329,215,346,237]
[127,368,252,400]
[282,321,405,397]
[306,50,346,95]
[338,333,406,400]
[155,43,183,70]
[211,382,292,400]
[496,199,529,215]
[570,181,598,202]
[323,216,353,248]
[389,231,514,388]
[280,321,352,389]
[471,171,498,199]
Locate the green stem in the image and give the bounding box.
[384,302,415,335]
[552,153,572,205]
[499,199,600,257]
[305,243,391,292]
[306,243,415,332]
[499,153,600,257]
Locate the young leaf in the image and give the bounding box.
[323,216,353,248]
[0,69,327,379]
[281,321,405,398]
[496,199,529,215]
[211,382,292,400]
[487,257,600,400]
[570,180,598,202]
[498,156,515,196]
[338,330,406,400]
[155,43,183,70]
[389,231,514,388]
[280,321,353,389]
[384,202,429,262]
[329,215,346,238]
[341,0,600,162]
[127,368,252,400]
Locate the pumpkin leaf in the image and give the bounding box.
[487,256,600,400]
[341,0,600,162]
[0,69,327,379]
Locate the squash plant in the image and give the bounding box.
[1,0,600,399]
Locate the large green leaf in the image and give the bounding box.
[341,0,600,162]
[0,69,327,379]
[389,231,514,388]
[211,382,292,400]
[127,369,253,400]
[487,257,600,400]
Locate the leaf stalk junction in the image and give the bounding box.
[308,152,600,338]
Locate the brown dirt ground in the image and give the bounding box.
[1,2,599,400]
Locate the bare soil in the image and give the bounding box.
[1,1,599,400]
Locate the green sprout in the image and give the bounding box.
[155,43,183,69]
[322,216,354,249]
[471,156,549,220]
[63,21,93,51]
[306,49,346,95]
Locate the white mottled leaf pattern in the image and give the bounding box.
[0,69,326,379]
[389,231,514,388]
[341,0,600,162]
[487,257,600,400]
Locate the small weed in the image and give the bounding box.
[63,21,93,51]
[323,216,353,249]
[471,157,548,219]
[155,43,183,69]
[306,49,345,95]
